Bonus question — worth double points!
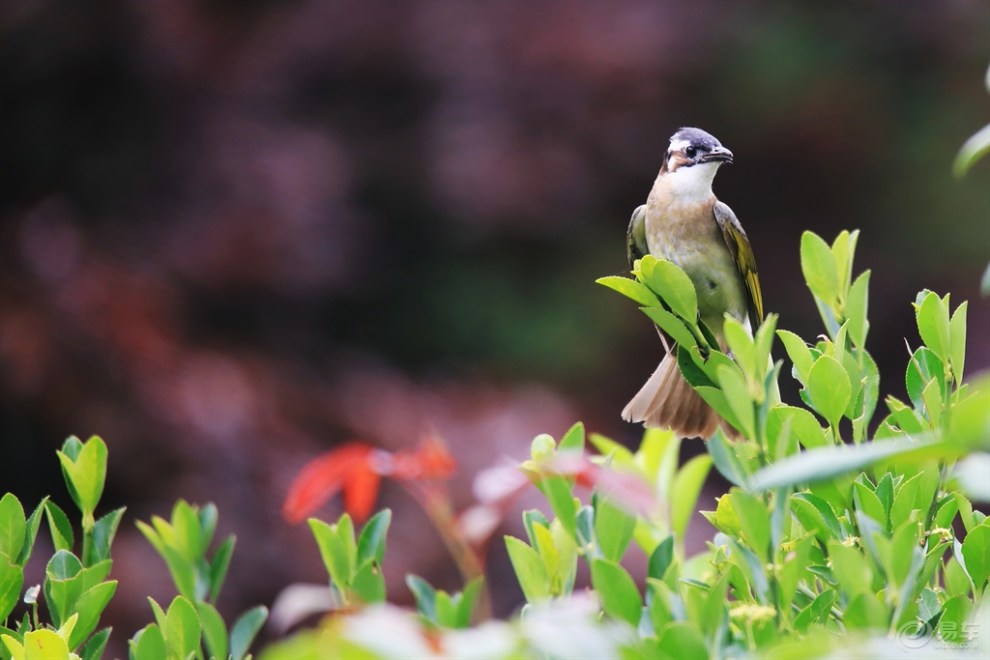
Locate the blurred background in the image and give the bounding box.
[1,0,988,651]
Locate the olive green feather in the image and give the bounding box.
[713,201,763,325]
[626,204,649,269]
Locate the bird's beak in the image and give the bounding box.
[701,146,733,164]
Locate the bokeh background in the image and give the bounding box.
[2,0,988,652]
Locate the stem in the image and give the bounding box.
[410,482,492,621]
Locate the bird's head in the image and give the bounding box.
[659,128,733,198]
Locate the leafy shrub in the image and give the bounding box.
[0,436,267,660]
[267,229,989,659]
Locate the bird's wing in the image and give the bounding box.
[626,204,649,269]
[713,201,764,325]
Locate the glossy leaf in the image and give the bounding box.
[596,276,661,308]
[671,455,712,542]
[229,606,268,660]
[915,291,950,361]
[590,558,641,627]
[961,525,990,588]
[504,536,550,603]
[641,256,698,322]
[807,355,851,427]
[800,231,839,305]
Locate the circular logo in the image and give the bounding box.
[896,621,933,651]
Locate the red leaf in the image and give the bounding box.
[344,459,382,522]
[388,435,456,481]
[283,442,376,523]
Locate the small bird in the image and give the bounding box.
[623,127,763,438]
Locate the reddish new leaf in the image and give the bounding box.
[283,442,376,523]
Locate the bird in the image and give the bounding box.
[622,127,763,439]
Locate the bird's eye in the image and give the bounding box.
[685,146,697,158]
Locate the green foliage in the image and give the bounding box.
[308,510,392,607]
[133,500,268,660]
[0,436,267,660]
[268,229,989,658]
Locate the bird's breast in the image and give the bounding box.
[644,197,746,328]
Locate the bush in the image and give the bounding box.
[2,230,987,659]
[263,229,989,658]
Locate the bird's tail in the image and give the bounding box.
[621,350,722,439]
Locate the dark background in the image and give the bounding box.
[1,0,988,651]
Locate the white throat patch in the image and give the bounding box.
[665,161,720,202]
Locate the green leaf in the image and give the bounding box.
[455,577,484,628]
[196,601,228,660]
[68,580,117,650]
[593,496,636,563]
[559,421,586,452]
[308,517,354,591]
[938,595,974,644]
[16,629,70,660]
[791,493,842,541]
[209,536,235,603]
[148,597,167,633]
[57,436,108,520]
[794,589,835,632]
[656,621,708,660]
[843,592,887,630]
[748,434,935,489]
[640,306,697,349]
[889,521,922,588]
[81,627,111,660]
[170,500,203,561]
[641,256,698,322]
[961,525,990,588]
[164,596,201,660]
[590,558,641,627]
[730,491,770,561]
[767,406,827,451]
[831,230,857,294]
[723,316,757,380]
[905,347,944,413]
[137,520,197,601]
[707,432,749,488]
[716,364,755,439]
[596,276,661,308]
[916,291,951,361]
[129,624,166,660]
[944,556,970,597]
[543,476,578,538]
[356,509,391,567]
[800,231,839,306]
[85,507,125,567]
[853,481,887,530]
[889,474,922,531]
[671,455,712,542]
[777,330,813,384]
[777,535,813,613]
[807,355,851,427]
[229,606,267,660]
[845,270,871,346]
[504,537,550,603]
[648,536,675,581]
[0,495,26,567]
[589,433,636,467]
[351,558,386,603]
[827,540,871,598]
[45,501,75,553]
[949,301,967,383]
[0,558,24,622]
[16,498,47,567]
